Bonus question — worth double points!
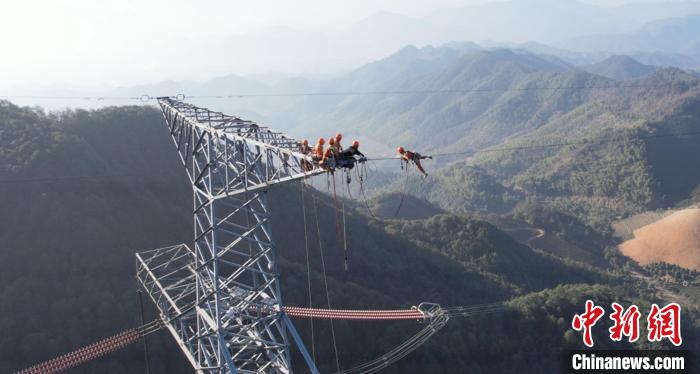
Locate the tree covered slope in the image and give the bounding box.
[0,101,636,373]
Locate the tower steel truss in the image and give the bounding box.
[136,98,324,373]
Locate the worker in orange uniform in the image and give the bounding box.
[321,137,338,170]
[299,139,310,152]
[397,146,432,176]
[299,139,312,171]
[334,133,343,153]
[313,137,325,163]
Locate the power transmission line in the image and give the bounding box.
[366,129,700,161]
[0,95,152,101]
[1,129,698,185]
[0,80,695,102]
[0,173,181,185]
[185,81,685,99]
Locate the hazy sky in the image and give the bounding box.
[0,0,694,89]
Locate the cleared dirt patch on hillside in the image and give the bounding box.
[620,208,700,271]
[612,210,675,240]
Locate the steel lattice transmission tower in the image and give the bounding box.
[136,98,324,373]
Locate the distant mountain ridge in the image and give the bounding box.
[327,47,700,233]
[100,44,699,159]
[89,45,700,227]
[281,48,698,155]
[558,14,700,54]
[8,1,700,102]
[583,55,658,80]
[8,38,700,231]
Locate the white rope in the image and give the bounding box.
[313,196,342,372]
[342,202,348,271]
[300,181,316,361]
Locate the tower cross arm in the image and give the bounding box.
[157,97,325,197]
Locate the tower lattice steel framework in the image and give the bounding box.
[136,98,324,373]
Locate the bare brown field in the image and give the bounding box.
[612,210,675,240]
[619,208,700,271]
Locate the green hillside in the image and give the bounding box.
[405,165,520,215]
[318,49,574,151]
[2,46,700,370]
[254,48,700,235]
[365,192,445,220]
[583,55,658,80]
[383,214,608,293]
[0,101,647,374]
[347,60,700,239]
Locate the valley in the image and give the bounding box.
[2,25,700,372]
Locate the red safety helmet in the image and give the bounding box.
[302,139,309,145]
[328,137,335,145]
[397,146,405,154]
[317,137,325,145]
[352,140,359,148]
[335,133,343,141]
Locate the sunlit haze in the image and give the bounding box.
[1,0,698,89]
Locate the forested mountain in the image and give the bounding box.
[286,49,577,152]
[383,214,608,293]
[337,52,700,238]
[320,52,698,155]
[5,101,686,374]
[40,40,698,142]
[190,46,700,168]
[469,69,700,222]
[365,192,445,220]
[252,43,700,282]
[560,14,700,54]
[2,43,700,374]
[6,0,700,370]
[583,55,658,80]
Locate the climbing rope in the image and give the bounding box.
[390,163,411,219]
[357,163,383,221]
[342,202,348,271]
[344,169,355,199]
[312,196,342,372]
[331,172,343,239]
[355,160,412,220]
[300,181,316,361]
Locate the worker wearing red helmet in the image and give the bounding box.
[331,133,343,155]
[337,140,365,170]
[299,139,311,155]
[397,146,432,176]
[313,137,325,160]
[321,137,337,169]
[341,140,364,158]
[299,139,312,171]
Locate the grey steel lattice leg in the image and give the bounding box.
[136,98,325,373]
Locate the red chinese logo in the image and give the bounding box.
[647,303,682,346]
[572,301,683,347]
[572,300,605,347]
[609,302,641,343]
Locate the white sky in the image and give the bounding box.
[0,0,690,89]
